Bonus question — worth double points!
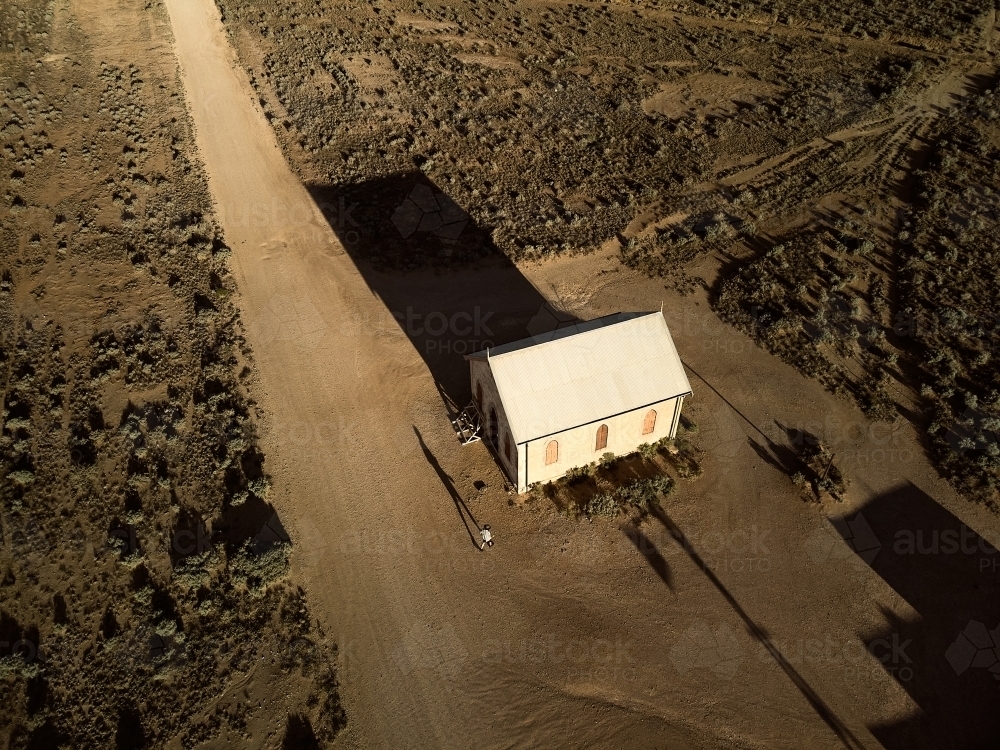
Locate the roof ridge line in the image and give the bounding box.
[485,310,662,361]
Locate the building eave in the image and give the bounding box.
[516,390,692,444]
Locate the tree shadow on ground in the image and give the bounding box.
[309,173,576,408]
[282,713,320,750]
[23,721,66,750]
[749,437,792,475]
[829,481,1000,750]
[684,360,800,472]
[214,494,290,555]
[115,701,146,750]
[620,524,673,590]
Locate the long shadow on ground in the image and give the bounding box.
[415,426,482,550]
[309,173,577,408]
[831,482,1000,750]
[624,508,867,750]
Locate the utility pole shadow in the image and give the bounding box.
[647,503,868,750]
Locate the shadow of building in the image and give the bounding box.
[282,713,320,750]
[830,482,1000,749]
[309,173,576,406]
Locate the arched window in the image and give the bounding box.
[642,409,657,435]
[595,423,608,451]
[489,407,499,446]
[476,382,483,411]
[504,433,512,461]
[545,440,559,465]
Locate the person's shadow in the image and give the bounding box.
[414,426,483,550]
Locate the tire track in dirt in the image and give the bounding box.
[635,9,1000,242]
[545,0,958,59]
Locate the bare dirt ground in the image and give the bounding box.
[158,0,1000,748]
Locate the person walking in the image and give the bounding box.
[480,524,493,550]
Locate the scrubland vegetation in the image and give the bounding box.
[532,435,701,519]
[711,74,1000,507]
[3,0,1000,740]
[218,0,931,267]
[684,0,993,42]
[903,85,1000,505]
[215,0,1000,508]
[0,0,342,745]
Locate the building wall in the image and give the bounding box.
[520,396,684,491]
[469,358,518,483]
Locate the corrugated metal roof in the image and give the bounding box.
[468,312,692,443]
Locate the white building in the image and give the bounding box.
[465,311,692,492]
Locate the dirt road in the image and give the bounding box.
[161,0,996,748]
[162,0,709,746]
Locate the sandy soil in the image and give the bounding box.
[162,0,1000,749]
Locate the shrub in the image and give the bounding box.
[584,492,621,518]
[583,475,673,517]
[564,463,595,483]
[174,550,215,590]
[248,477,271,499]
[6,470,35,487]
[618,476,673,510]
[638,442,659,461]
[230,541,290,595]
